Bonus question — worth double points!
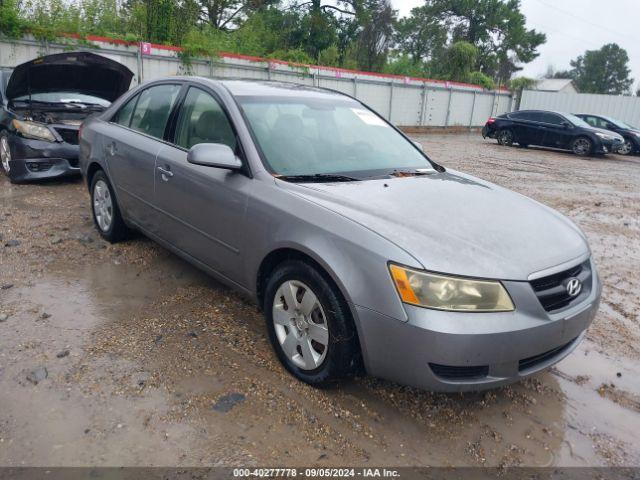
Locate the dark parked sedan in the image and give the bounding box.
[575,113,640,155]
[0,52,132,183]
[482,110,624,156]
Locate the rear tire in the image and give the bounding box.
[572,137,593,156]
[497,129,514,147]
[264,259,360,386]
[90,169,129,243]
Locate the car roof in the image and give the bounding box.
[511,109,567,116]
[163,76,356,101]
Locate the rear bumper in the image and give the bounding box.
[356,259,601,392]
[7,135,80,182]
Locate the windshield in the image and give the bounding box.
[602,116,635,130]
[563,113,592,128]
[237,96,435,178]
[12,92,110,107]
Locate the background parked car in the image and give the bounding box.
[575,114,640,156]
[482,110,624,156]
[0,52,133,183]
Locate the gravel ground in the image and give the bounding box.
[0,133,639,468]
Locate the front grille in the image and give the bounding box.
[519,337,577,372]
[55,127,79,145]
[530,260,592,312]
[429,363,489,381]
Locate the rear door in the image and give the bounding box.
[153,85,251,284]
[105,83,182,231]
[510,111,545,145]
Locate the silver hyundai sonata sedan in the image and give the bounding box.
[79,77,602,392]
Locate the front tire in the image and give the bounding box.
[0,131,17,184]
[264,260,360,386]
[617,139,634,156]
[497,129,514,147]
[572,137,593,156]
[90,170,129,243]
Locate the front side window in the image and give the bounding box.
[129,84,181,139]
[113,94,138,127]
[237,96,434,178]
[540,113,563,125]
[174,87,236,151]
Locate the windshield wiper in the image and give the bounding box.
[277,173,361,183]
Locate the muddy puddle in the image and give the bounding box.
[1,134,639,467]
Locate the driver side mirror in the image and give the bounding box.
[561,121,572,129]
[187,143,243,170]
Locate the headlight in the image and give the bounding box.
[389,264,514,312]
[12,119,56,142]
[595,132,613,140]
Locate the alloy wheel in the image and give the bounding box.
[272,280,329,371]
[93,180,113,232]
[573,138,591,156]
[0,136,11,173]
[618,140,633,155]
[498,130,513,146]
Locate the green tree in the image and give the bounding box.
[394,4,446,66]
[426,0,545,82]
[438,40,477,82]
[568,43,633,95]
[509,76,536,92]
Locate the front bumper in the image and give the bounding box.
[7,135,80,182]
[597,137,623,154]
[356,258,602,392]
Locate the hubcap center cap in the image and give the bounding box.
[294,312,307,333]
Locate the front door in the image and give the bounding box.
[153,86,251,284]
[539,113,574,149]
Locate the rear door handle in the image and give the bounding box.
[157,166,174,181]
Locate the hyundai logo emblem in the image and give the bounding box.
[565,277,582,298]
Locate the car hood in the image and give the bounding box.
[284,171,589,280]
[6,52,133,102]
[589,126,624,140]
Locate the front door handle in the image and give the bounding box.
[106,142,117,156]
[157,166,174,181]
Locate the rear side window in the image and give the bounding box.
[112,95,138,127]
[129,84,181,139]
[509,111,534,120]
[174,87,237,151]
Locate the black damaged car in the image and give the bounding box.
[0,52,133,183]
[482,109,624,156]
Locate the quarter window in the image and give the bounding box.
[174,87,237,151]
[129,84,181,139]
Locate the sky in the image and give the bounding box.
[391,0,640,88]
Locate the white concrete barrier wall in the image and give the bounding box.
[0,36,512,127]
[520,89,640,127]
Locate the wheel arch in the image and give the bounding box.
[256,247,353,312]
[256,246,365,371]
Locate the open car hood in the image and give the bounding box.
[6,52,133,102]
